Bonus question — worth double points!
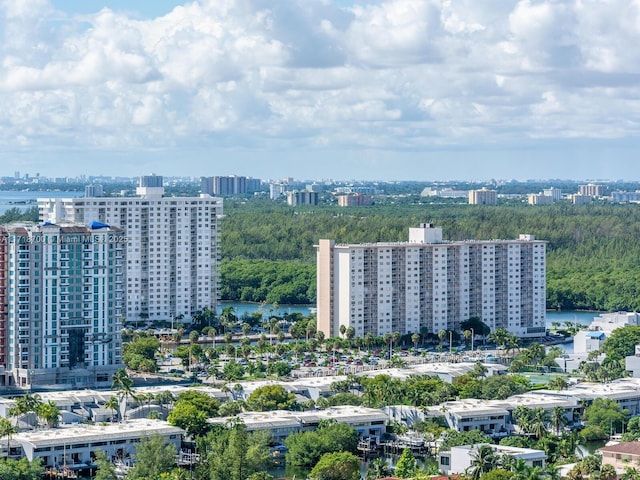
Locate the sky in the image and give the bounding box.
[1,0,639,182]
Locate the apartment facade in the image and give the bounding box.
[201,175,250,196]
[0,223,124,388]
[287,191,319,206]
[337,194,373,207]
[579,183,604,197]
[38,177,223,323]
[316,224,546,339]
[468,188,497,205]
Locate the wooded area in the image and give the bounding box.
[220,199,640,311]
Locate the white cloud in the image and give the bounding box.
[0,0,639,171]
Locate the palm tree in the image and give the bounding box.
[525,342,545,371]
[242,323,251,337]
[339,324,347,338]
[392,331,401,350]
[463,329,472,347]
[468,445,499,480]
[544,463,562,480]
[0,417,17,460]
[36,401,60,429]
[104,396,120,422]
[600,464,617,480]
[411,333,420,352]
[366,457,390,480]
[622,467,640,480]
[112,368,134,421]
[509,458,532,480]
[530,407,549,440]
[551,406,568,435]
[10,393,43,429]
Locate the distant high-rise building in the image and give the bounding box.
[38,178,223,323]
[316,224,547,339]
[139,174,163,188]
[201,176,249,196]
[579,184,604,197]
[0,223,125,389]
[611,191,640,203]
[571,194,592,205]
[337,194,372,207]
[528,194,554,205]
[468,188,497,205]
[84,184,104,197]
[542,187,562,201]
[246,178,262,193]
[270,183,286,200]
[287,191,319,206]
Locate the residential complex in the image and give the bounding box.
[286,190,319,206]
[579,183,605,197]
[38,176,223,323]
[0,223,125,389]
[316,224,547,339]
[439,444,546,475]
[468,188,497,205]
[9,419,184,473]
[337,193,373,207]
[200,175,261,196]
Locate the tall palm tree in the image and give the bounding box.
[366,457,390,480]
[112,368,134,421]
[551,406,568,435]
[622,467,640,480]
[468,445,499,480]
[600,464,617,480]
[37,401,60,429]
[411,333,420,352]
[104,396,119,422]
[509,458,532,480]
[544,463,562,480]
[0,417,17,460]
[463,329,472,347]
[530,407,550,440]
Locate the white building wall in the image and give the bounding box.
[316,226,547,339]
[38,194,222,323]
[336,250,352,336]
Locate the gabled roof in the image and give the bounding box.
[599,442,640,456]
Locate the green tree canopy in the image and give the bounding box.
[245,385,298,412]
[394,448,418,478]
[583,397,628,435]
[439,429,491,451]
[0,458,43,480]
[127,435,177,480]
[197,422,271,480]
[285,420,359,467]
[309,451,360,480]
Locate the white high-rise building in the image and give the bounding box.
[38,176,223,323]
[316,224,547,339]
[1,223,125,388]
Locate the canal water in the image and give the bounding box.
[219,301,599,332]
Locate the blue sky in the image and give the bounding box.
[1,0,639,181]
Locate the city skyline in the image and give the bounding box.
[2,1,639,180]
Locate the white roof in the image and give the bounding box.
[13,420,184,448]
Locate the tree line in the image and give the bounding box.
[220,200,640,310]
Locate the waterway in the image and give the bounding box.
[0,190,83,215]
[219,301,599,329]
[217,301,314,320]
